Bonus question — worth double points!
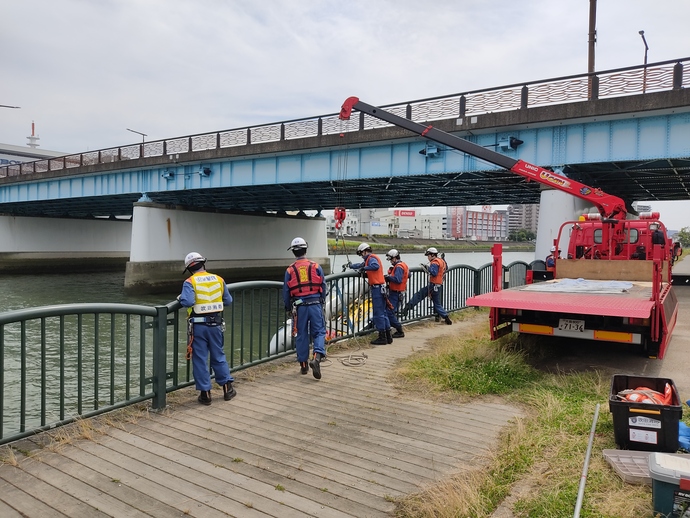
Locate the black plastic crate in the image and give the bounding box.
[609,374,682,453]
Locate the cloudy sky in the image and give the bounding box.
[2,1,689,228]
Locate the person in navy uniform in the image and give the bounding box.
[384,249,409,338]
[348,242,393,345]
[283,237,327,379]
[403,247,452,325]
[545,245,560,270]
[178,252,236,406]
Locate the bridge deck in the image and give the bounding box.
[0,319,522,517]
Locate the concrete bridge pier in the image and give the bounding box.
[124,202,329,294]
[535,189,592,262]
[0,215,131,274]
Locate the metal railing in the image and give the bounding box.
[1,57,687,179]
[0,259,538,445]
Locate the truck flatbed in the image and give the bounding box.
[466,279,658,319]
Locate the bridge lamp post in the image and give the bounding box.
[126,128,147,158]
[126,128,147,143]
[638,30,649,93]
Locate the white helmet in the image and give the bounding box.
[386,249,400,260]
[184,252,206,271]
[356,242,371,256]
[424,247,438,256]
[550,246,557,252]
[288,237,308,251]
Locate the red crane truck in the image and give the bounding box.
[339,97,678,358]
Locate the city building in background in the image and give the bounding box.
[507,204,540,234]
[446,206,508,241]
[326,209,447,239]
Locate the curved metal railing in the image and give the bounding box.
[0,259,544,445]
[1,57,687,179]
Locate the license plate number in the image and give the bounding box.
[559,319,585,332]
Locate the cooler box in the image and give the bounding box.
[649,453,690,517]
[609,374,682,453]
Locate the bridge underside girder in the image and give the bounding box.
[1,157,689,218]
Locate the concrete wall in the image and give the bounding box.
[125,203,329,294]
[535,189,591,261]
[0,215,131,273]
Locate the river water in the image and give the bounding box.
[0,251,535,311]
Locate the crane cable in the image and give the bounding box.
[333,117,352,270]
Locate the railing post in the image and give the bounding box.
[406,104,412,119]
[359,111,364,130]
[589,75,599,100]
[317,117,323,136]
[280,123,285,141]
[151,305,168,409]
[459,95,466,117]
[520,85,528,109]
[673,62,684,90]
[474,269,482,296]
[216,132,221,149]
[247,128,251,145]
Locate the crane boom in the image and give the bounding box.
[339,96,628,220]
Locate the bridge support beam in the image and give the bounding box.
[535,189,591,262]
[125,203,329,294]
[0,215,130,273]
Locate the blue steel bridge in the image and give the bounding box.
[0,57,689,219]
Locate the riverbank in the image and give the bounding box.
[328,234,534,254]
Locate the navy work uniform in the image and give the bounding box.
[384,249,409,338]
[349,243,393,345]
[283,237,327,379]
[405,248,452,325]
[179,252,236,405]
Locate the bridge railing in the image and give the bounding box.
[0,259,538,445]
[1,57,688,179]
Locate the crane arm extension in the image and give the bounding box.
[339,96,627,219]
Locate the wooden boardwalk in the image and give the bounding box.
[0,321,523,517]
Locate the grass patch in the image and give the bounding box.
[393,320,655,518]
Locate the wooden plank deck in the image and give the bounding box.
[0,320,523,517]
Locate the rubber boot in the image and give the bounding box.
[444,316,452,325]
[222,381,237,401]
[392,326,405,338]
[198,390,212,406]
[385,328,393,344]
[370,331,387,345]
[300,361,309,375]
[402,303,412,317]
[309,353,322,380]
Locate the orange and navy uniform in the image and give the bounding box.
[387,262,409,292]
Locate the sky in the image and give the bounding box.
[2,0,689,229]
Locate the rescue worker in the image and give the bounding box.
[673,241,683,265]
[403,247,452,325]
[178,252,236,406]
[384,249,408,338]
[348,243,393,345]
[545,246,560,271]
[650,223,666,246]
[283,237,327,379]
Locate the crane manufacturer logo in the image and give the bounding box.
[539,171,571,188]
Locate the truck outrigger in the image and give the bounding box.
[339,97,678,358]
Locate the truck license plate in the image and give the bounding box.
[558,319,585,332]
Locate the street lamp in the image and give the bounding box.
[639,30,649,93]
[0,105,20,109]
[126,128,147,143]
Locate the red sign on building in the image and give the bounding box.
[393,210,416,217]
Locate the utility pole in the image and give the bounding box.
[587,0,597,98]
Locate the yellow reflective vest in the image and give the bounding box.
[188,272,225,315]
